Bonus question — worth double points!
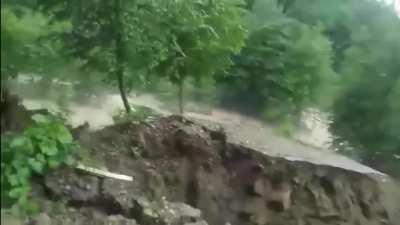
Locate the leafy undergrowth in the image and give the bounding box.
[112,104,160,124]
[1,114,79,215]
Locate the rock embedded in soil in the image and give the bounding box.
[41,116,395,225]
[45,168,101,203]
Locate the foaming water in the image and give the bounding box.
[22,92,167,130]
[9,77,384,175]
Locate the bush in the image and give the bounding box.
[112,105,159,124]
[1,114,78,214]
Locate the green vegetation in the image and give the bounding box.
[112,104,159,124]
[329,5,400,172]
[34,0,247,114]
[151,0,247,114]
[1,114,77,214]
[1,2,74,85]
[216,0,400,175]
[275,0,400,174]
[1,0,400,205]
[217,0,335,125]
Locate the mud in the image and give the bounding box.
[29,116,396,225]
[1,93,398,225]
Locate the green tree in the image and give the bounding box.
[217,0,335,124]
[39,0,246,114]
[276,0,400,175]
[329,1,400,175]
[38,0,168,113]
[153,0,247,114]
[1,2,75,113]
[1,3,71,84]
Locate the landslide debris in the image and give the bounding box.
[2,114,397,225]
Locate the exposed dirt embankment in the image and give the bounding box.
[26,116,392,225]
[1,94,397,225]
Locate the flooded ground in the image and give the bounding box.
[9,78,384,176]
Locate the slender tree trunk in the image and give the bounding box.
[115,0,131,113]
[178,79,184,115]
[117,68,130,113]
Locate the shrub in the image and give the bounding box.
[112,105,159,124]
[1,114,78,214]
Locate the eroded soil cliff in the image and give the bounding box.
[1,94,397,225]
[21,116,393,225]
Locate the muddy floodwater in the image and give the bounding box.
[9,77,382,175]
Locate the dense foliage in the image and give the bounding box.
[112,104,159,124]
[34,0,246,113]
[1,114,77,213]
[279,0,400,175]
[1,4,71,81]
[328,2,400,173]
[152,0,247,113]
[217,0,335,124]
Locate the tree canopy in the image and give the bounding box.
[216,0,336,126]
[1,3,71,80]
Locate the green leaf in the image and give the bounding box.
[7,174,19,186]
[17,168,31,181]
[28,158,44,174]
[8,187,28,199]
[17,192,29,205]
[36,154,46,163]
[12,160,23,169]
[48,159,60,169]
[28,127,47,141]
[39,142,58,156]
[9,136,28,148]
[56,126,73,144]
